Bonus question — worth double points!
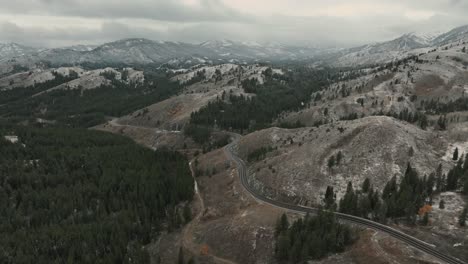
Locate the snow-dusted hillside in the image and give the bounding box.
[0,43,39,61]
[324,26,468,67]
[171,63,283,85]
[433,25,468,46]
[280,41,468,128]
[6,38,319,67]
[200,40,319,60]
[0,66,144,92]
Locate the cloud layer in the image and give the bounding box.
[0,0,468,47]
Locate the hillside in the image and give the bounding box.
[280,42,468,127]
[315,25,468,67]
[0,66,144,92]
[112,64,278,130]
[0,42,39,61]
[237,116,453,205]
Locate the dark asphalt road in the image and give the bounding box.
[224,139,466,264]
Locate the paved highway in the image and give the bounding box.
[223,139,466,264]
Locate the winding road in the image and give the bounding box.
[223,138,467,264]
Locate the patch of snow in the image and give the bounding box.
[4,135,18,144]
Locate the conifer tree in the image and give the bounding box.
[453,147,459,161]
[421,212,429,226]
[459,206,467,227]
[178,247,184,264]
[275,213,289,237]
[439,199,445,209]
[362,178,370,193]
[328,155,336,168]
[324,186,336,210]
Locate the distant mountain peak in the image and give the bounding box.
[0,42,39,60]
[433,24,468,45]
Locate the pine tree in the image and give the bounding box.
[275,213,289,236]
[408,146,414,157]
[276,233,290,260]
[178,247,184,264]
[421,212,429,226]
[437,115,447,130]
[324,186,336,210]
[427,173,435,196]
[418,114,428,130]
[435,164,444,192]
[362,178,370,193]
[459,206,467,227]
[336,151,343,165]
[453,147,459,161]
[339,182,357,215]
[328,155,335,168]
[439,199,445,209]
[183,204,192,223]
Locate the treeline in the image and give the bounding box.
[275,211,356,263]
[0,70,183,127]
[338,109,429,129]
[0,127,193,263]
[421,97,468,115]
[247,146,276,162]
[446,153,468,193]
[184,124,212,144]
[0,71,79,105]
[325,156,468,225]
[369,109,428,129]
[241,78,260,93]
[190,67,330,132]
[183,124,230,152]
[278,120,305,129]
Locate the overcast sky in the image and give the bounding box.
[1,0,468,48]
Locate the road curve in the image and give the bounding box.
[223,139,466,264]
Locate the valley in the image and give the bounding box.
[1,22,468,264]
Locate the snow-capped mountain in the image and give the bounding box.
[2,24,468,68]
[432,25,468,45]
[0,43,39,61]
[199,39,319,60]
[12,38,209,66]
[80,38,211,64]
[320,27,468,67]
[10,38,321,66]
[325,33,431,66]
[61,44,98,52]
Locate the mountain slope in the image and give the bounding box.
[0,43,38,61]
[237,116,449,205]
[433,25,468,45]
[326,33,433,67]
[11,38,320,67]
[3,24,468,70]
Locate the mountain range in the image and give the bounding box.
[1,25,468,68]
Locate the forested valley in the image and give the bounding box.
[0,125,193,263]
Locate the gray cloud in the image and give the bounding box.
[0,0,253,23]
[0,0,468,48]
